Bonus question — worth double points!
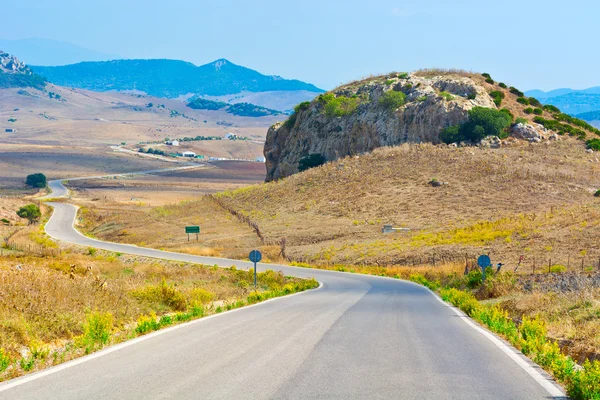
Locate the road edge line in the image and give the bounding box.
[0,282,323,392]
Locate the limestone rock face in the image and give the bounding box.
[264,72,496,181]
[0,51,29,74]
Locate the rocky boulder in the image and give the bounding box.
[511,123,546,142]
[264,72,496,181]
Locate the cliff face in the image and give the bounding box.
[264,72,496,181]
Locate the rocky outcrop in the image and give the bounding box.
[511,123,546,142]
[0,51,30,74]
[264,72,496,181]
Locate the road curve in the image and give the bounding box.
[1,182,565,399]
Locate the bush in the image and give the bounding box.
[319,93,361,117]
[76,312,113,353]
[509,87,525,97]
[0,348,11,373]
[543,104,561,113]
[516,97,529,105]
[524,107,534,114]
[467,93,476,100]
[528,97,542,108]
[439,91,454,101]
[398,72,409,79]
[489,90,505,107]
[294,101,311,113]
[595,190,600,198]
[498,82,507,88]
[499,108,514,122]
[379,90,406,110]
[515,117,528,125]
[440,106,512,144]
[549,264,567,273]
[416,95,428,102]
[25,173,47,188]
[485,77,494,84]
[298,153,326,172]
[16,204,41,224]
[533,108,543,115]
[482,73,492,79]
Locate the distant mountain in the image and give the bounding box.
[31,58,324,98]
[0,38,119,66]
[531,93,600,116]
[576,110,600,128]
[0,51,46,90]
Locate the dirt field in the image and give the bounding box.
[0,85,278,165]
[0,144,176,190]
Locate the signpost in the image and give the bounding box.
[249,250,262,289]
[185,226,200,241]
[477,254,491,283]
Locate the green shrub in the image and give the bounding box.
[509,87,525,97]
[319,93,361,117]
[294,101,311,113]
[398,72,409,79]
[467,93,476,100]
[416,95,428,102]
[533,108,543,115]
[379,90,407,110]
[570,360,600,400]
[528,97,542,108]
[595,190,600,198]
[440,106,512,144]
[489,90,505,107]
[19,357,35,371]
[409,274,440,291]
[439,91,454,101]
[549,264,567,273]
[485,77,494,84]
[385,79,394,85]
[534,116,587,138]
[0,348,11,373]
[519,316,547,355]
[76,312,113,353]
[498,82,507,88]
[282,113,297,130]
[515,117,528,125]
[440,125,461,144]
[500,108,514,120]
[482,73,492,79]
[516,97,529,105]
[543,104,561,113]
[298,153,326,172]
[524,107,534,114]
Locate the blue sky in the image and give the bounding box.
[1,0,598,90]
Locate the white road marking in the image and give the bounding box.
[0,282,323,392]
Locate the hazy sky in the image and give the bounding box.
[2,0,598,90]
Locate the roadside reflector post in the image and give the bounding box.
[249,250,262,290]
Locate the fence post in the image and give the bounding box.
[548,258,552,274]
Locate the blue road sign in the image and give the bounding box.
[477,255,491,269]
[249,250,262,263]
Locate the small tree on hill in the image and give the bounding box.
[25,173,47,188]
[17,204,41,224]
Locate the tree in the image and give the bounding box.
[440,107,512,144]
[25,173,47,188]
[17,204,41,224]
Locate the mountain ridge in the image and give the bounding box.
[31,58,324,98]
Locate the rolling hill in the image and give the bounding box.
[31,58,324,98]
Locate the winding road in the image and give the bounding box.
[0,179,565,399]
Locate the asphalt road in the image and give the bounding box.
[0,181,566,399]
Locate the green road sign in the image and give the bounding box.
[185,226,200,234]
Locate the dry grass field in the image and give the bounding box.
[0,197,316,381]
[0,85,280,147]
[211,141,600,268]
